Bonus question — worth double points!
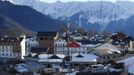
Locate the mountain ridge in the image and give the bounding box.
[0,0,65,32]
[6,0,134,24]
[2,0,134,37]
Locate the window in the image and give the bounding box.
[49,38,53,40]
[28,43,30,46]
[113,56,116,58]
[45,38,48,40]
[40,37,44,40]
[107,56,110,59]
[63,44,65,46]
[10,46,13,49]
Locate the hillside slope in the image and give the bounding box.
[0,0,65,31]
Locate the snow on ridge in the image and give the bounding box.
[6,0,134,24]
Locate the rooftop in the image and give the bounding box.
[37,32,57,37]
[0,36,23,42]
[30,47,48,53]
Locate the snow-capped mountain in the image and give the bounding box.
[0,0,65,32]
[7,0,134,24]
[5,0,134,36]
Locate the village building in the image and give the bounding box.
[54,36,103,56]
[54,38,93,55]
[0,35,39,60]
[60,31,89,41]
[36,32,59,54]
[30,47,49,54]
[71,53,99,68]
[0,36,23,59]
[91,43,122,63]
[110,32,134,52]
[24,53,65,72]
[21,35,39,59]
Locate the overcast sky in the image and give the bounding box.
[40,0,134,3]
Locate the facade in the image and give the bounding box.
[92,43,122,63]
[128,40,134,51]
[54,37,103,56]
[0,35,39,59]
[30,47,48,54]
[61,31,88,41]
[21,35,39,59]
[0,36,23,59]
[54,38,91,55]
[36,32,59,54]
[71,53,99,68]
[24,54,65,72]
[110,32,134,52]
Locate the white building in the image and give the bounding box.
[54,38,91,55]
[92,43,122,63]
[0,45,19,58]
[21,35,39,59]
[0,35,39,59]
[25,54,65,72]
[71,53,99,63]
[54,37,102,55]
[61,31,88,41]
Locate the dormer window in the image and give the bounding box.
[27,43,30,46]
[63,44,65,46]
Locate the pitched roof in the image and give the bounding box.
[67,41,80,48]
[0,36,23,42]
[37,32,57,37]
[94,43,121,55]
[49,55,61,59]
[30,47,48,53]
[110,32,130,42]
[72,53,98,62]
[76,40,104,45]
[75,54,84,58]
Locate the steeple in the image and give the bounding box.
[67,22,71,47]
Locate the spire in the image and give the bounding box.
[64,22,72,61]
[67,22,71,47]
